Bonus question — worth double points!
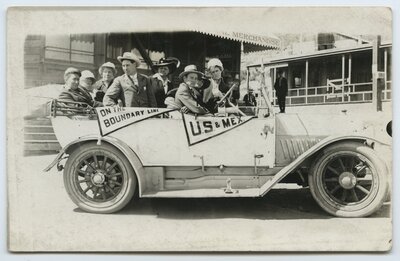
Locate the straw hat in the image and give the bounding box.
[179,65,205,80]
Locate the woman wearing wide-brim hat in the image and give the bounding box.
[173,65,209,115]
[149,57,180,108]
[93,62,117,102]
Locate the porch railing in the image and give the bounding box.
[273,81,392,106]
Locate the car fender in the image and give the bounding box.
[44,135,147,197]
[259,134,390,196]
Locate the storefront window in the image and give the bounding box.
[45,34,94,64]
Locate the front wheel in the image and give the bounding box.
[309,142,388,217]
[63,142,136,213]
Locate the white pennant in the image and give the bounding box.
[96,107,174,136]
[182,114,255,146]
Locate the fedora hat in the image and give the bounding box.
[117,52,141,66]
[179,65,205,80]
[98,62,117,75]
[153,57,181,74]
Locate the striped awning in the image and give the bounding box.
[195,30,280,49]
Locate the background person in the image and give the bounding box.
[274,70,288,113]
[93,62,117,103]
[243,88,257,107]
[150,57,180,108]
[103,52,157,107]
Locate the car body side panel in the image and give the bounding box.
[52,116,275,167]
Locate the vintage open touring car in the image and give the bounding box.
[44,87,392,218]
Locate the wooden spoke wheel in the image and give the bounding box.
[309,142,388,217]
[63,142,136,213]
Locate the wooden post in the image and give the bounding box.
[246,68,250,91]
[341,54,345,102]
[305,60,309,104]
[384,48,387,92]
[372,36,383,111]
[348,54,352,84]
[305,60,309,88]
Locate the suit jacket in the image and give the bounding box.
[149,74,174,108]
[175,83,208,114]
[103,74,157,107]
[274,77,288,97]
[58,86,102,107]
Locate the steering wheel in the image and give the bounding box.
[215,83,236,108]
[214,83,246,116]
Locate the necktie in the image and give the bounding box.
[127,75,139,93]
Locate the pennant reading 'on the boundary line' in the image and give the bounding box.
[96,107,174,136]
[182,114,254,146]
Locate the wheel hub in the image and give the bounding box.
[338,172,357,189]
[91,171,106,186]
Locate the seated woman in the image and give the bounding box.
[58,67,102,108]
[202,58,240,113]
[92,62,117,103]
[174,65,210,115]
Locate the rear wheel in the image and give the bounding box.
[63,142,136,213]
[309,142,388,217]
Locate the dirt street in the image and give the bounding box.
[8,154,391,252]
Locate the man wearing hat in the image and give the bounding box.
[174,65,209,115]
[149,57,180,108]
[103,52,157,108]
[274,70,288,113]
[58,67,102,107]
[243,88,257,107]
[93,62,117,103]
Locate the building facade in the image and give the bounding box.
[24,31,279,89]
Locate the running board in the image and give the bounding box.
[141,188,261,198]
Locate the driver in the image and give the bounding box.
[203,58,240,113]
[174,65,209,115]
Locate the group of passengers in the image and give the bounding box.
[58,51,241,115]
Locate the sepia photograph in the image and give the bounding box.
[6,6,393,252]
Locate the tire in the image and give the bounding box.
[63,142,136,214]
[309,142,388,217]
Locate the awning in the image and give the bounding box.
[194,30,280,49]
